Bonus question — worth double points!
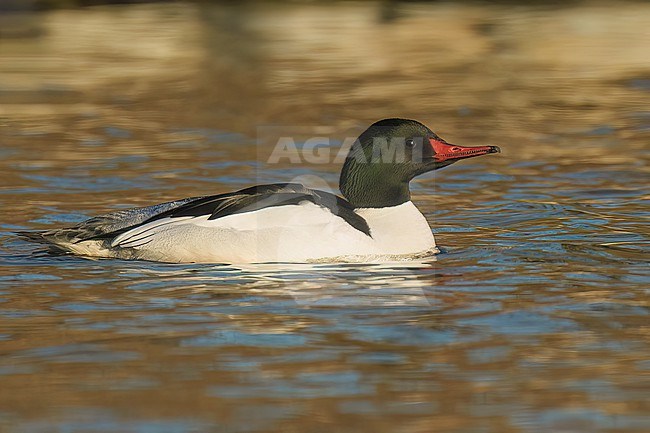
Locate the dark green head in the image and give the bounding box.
[339,118,500,208]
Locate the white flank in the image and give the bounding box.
[62,201,436,263]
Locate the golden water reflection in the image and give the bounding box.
[0,1,648,432]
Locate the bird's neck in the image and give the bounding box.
[339,161,411,209]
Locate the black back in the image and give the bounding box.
[92,183,371,240]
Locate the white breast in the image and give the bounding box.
[355,201,436,255]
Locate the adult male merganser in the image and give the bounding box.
[24,119,499,263]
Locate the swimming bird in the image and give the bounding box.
[23,119,500,263]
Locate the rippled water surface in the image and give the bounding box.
[0,1,648,432]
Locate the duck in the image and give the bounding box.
[23,118,500,263]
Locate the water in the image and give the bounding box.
[0,1,648,432]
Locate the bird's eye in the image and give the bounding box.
[405,138,415,148]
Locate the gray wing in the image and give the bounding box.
[20,183,371,247]
[136,183,370,236]
[19,196,202,246]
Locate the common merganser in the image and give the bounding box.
[23,119,500,263]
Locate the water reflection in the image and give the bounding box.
[0,1,649,433]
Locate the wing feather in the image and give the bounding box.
[22,183,371,249]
